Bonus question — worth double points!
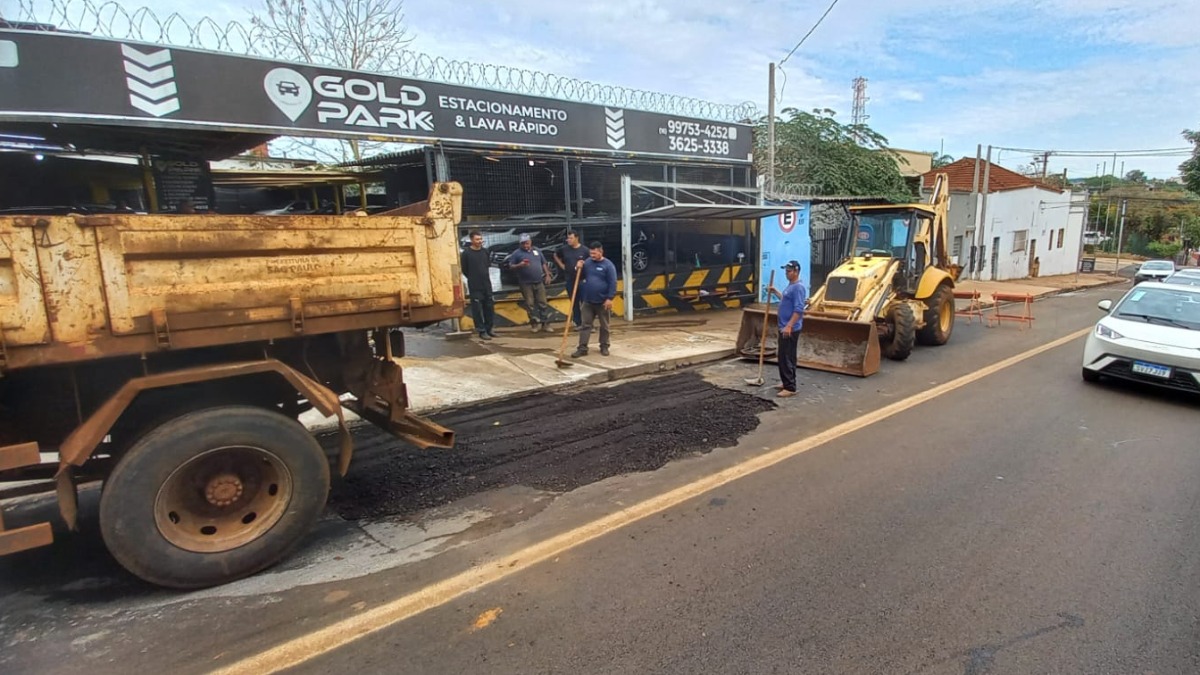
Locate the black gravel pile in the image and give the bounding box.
[327,371,774,520]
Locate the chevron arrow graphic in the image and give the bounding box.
[121,45,173,68]
[126,78,178,102]
[605,108,626,150]
[124,61,175,85]
[129,96,181,117]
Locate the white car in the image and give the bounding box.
[1133,259,1175,284]
[1082,282,1200,394]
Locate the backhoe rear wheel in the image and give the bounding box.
[917,283,955,346]
[99,406,329,589]
[882,304,916,361]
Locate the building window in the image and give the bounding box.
[1013,230,1028,253]
[952,235,963,258]
[1057,228,1065,249]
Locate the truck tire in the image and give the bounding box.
[99,406,329,589]
[882,304,916,361]
[916,283,955,346]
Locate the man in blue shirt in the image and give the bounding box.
[553,230,589,328]
[769,260,808,397]
[504,234,553,332]
[572,241,618,358]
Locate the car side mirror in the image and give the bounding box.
[1097,299,1113,311]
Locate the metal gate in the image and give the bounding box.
[811,226,848,290]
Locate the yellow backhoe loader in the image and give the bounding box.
[738,173,961,377]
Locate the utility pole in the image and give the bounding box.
[969,144,982,274]
[1041,151,1051,179]
[767,63,776,195]
[1115,198,1127,274]
[976,145,993,280]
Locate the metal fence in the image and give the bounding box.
[9,0,758,123]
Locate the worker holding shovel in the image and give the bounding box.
[769,260,808,398]
[572,241,618,358]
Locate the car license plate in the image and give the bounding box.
[1132,360,1172,378]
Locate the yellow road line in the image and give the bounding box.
[213,326,1093,675]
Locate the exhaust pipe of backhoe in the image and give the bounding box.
[736,307,882,377]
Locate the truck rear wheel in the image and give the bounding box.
[99,406,329,589]
[916,283,955,346]
[882,304,916,361]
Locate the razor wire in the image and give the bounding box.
[7,0,759,123]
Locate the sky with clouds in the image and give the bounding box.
[12,0,1200,178]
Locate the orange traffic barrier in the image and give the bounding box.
[953,289,984,324]
[988,292,1035,329]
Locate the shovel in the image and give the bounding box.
[745,270,775,386]
[555,269,584,368]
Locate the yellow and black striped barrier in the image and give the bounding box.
[461,264,755,330]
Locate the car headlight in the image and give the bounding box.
[1095,323,1123,340]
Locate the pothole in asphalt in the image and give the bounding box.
[327,371,775,520]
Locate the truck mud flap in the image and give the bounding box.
[797,318,881,378]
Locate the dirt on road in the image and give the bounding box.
[328,371,774,520]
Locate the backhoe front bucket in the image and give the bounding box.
[796,317,881,377]
[736,304,778,360]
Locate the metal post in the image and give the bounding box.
[976,145,993,279]
[621,174,635,322]
[767,62,776,194]
[969,144,982,272]
[1115,199,1127,275]
[1102,198,1113,252]
[562,158,572,222]
[574,162,584,219]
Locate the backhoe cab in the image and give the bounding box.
[737,173,961,377]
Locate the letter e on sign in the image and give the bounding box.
[779,211,798,233]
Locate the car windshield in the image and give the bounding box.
[1114,286,1200,329]
[1166,274,1200,287]
[1141,261,1173,271]
[852,211,911,257]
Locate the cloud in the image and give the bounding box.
[21,0,1199,177]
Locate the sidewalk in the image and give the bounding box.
[398,312,743,414]
[395,271,1129,415]
[955,271,1127,308]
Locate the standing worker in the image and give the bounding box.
[460,230,496,341]
[572,241,618,358]
[554,230,589,328]
[505,234,554,332]
[768,260,808,398]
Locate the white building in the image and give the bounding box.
[921,159,1088,281]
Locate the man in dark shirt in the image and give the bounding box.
[460,230,496,340]
[572,242,618,357]
[554,230,589,328]
[505,234,553,332]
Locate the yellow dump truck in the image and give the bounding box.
[0,183,464,588]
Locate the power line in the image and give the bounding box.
[994,146,1191,157]
[779,0,842,67]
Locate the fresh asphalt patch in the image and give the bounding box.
[327,371,775,520]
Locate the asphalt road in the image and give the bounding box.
[5,284,1199,674]
[286,292,1200,674]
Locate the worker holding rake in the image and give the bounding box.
[769,260,808,398]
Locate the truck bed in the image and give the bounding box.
[0,183,463,372]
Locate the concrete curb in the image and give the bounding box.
[412,346,737,417]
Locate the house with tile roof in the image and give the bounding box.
[919,158,1087,281]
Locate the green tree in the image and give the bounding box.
[930,153,955,169]
[1183,129,1200,196]
[757,108,913,202]
[1125,168,1147,183]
